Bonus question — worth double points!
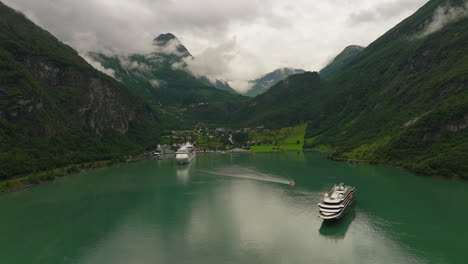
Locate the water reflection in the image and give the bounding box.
[176,161,195,184]
[1,152,463,264]
[319,209,356,240]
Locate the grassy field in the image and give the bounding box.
[249,124,306,152]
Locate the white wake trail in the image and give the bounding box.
[201,166,291,185]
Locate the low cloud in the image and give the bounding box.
[127,60,151,72]
[418,1,468,37]
[154,38,191,57]
[183,38,237,81]
[348,9,379,25]
[82,55,116,77]
[149,79,165,88]
[4,0,431,92]
[348,0,427,25]
[228,80,253,93]
[3,0,269,55]
[182,38,267,92]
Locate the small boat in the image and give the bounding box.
[175,142,196,165]
[318,183,355,220]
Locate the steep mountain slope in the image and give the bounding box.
[244,68,305,97]
[0,2,161,180]
[91,33,241,108]
[234,72,321,127]
[316,0,468,178]
[153,33,191,56]
[238,0,468,178]
[319,45,364,79]
[198,76,238,94]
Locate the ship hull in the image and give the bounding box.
[176,153,196,165]
[319,198,354,220]
[318,185,355,221]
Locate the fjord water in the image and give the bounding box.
[0,152,466,264]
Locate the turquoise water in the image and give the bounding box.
[0,152,466,263]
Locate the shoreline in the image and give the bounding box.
[328,156,467,182]
[300,148,465,182]
[0,150,173,194]
[0,159,123,195]
[1,149,464,195]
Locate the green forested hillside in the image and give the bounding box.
[319,45,364,80]
[1,0,467,182]
[237,0,468,178]
[91,34,247,125]
[91,34,244,103]
[233,72,323,127]
[91,52,242,107]
[0,2,161,180]
[245,68,305,97]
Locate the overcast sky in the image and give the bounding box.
[4,0,430,91]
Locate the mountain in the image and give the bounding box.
[244,68,305,97]
[234,72,320,126]
[152,35,238,96]
[153,33,191,56]
[319,45,364,79]
[0,1,161,180]
[236,0,468,179]
[198,76,238,94]
[91,33,241,109]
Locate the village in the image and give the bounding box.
[157,125,270,153]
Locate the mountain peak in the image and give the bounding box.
[152,33,191,57]
[319,44,364,79]
[272,67,304,75]
[343,45,364,52]
[154,33,177,43]
[153,33,180,47]
[245,67,306,97]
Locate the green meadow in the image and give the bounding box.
[249,124,306,152]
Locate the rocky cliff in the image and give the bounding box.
[20,55,150,134]
[0,1,159,179]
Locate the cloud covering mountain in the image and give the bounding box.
[4,0,429,91]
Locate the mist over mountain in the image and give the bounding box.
[319,45,364,80]
[4,0,430,93]
[235,0,468,178]
[1,1,467,263]
[198,76,238,94]
[0,2,161,179]
[153,33,191,56]
[1,0,467,182]
[244,68,306,97]
[90,33,241,107]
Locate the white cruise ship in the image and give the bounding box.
[318,183,355,220]
[175,142,196,165]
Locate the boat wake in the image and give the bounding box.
[201,166,292,185]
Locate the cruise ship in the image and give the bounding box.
[175,142,196,165]
[318,183,355,220]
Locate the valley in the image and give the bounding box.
[1,0,467,263]
[1,0,467,188]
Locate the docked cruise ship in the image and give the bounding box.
[175,142,196,165]
[318,183,355,220]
